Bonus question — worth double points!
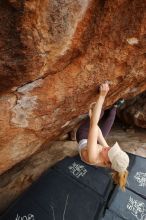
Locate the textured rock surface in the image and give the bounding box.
[118,91,146,128]
[0,0,146,176]
[0,126,146,214]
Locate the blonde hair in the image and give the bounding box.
[111,170,129,191]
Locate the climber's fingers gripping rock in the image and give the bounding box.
[99,82,110,97]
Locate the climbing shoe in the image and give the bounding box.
[114,99,125,108]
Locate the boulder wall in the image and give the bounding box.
[0,0,146,176]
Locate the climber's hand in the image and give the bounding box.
[99,82,109,97]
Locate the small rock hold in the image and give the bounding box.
[127,37,139,45]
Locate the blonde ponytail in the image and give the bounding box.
[111,170,129,191]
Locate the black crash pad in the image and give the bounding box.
[28,169,104,220]
[108,187,146,220]
[126,154,146,198]
[102,209,124,220]
[1,168,105,220]
[53,155,114,201]
[1,153,145,220]
[0,194,52,220]
[127,152,137,171]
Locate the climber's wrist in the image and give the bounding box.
[99,94,106,100]
[99,82,109,97]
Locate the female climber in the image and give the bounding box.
[76,82,129,191]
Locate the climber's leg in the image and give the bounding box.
[98,106,117,138]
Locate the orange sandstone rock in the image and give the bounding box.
[0,0,146,175]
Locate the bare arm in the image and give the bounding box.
[90,95,105,126]
[87,124,99,163]
[87,82,109,163]
[97,126,110,147]
[90,83,109,126]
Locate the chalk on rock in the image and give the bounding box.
[127,37,139,45]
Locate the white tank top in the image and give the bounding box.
[78,139,104,166]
